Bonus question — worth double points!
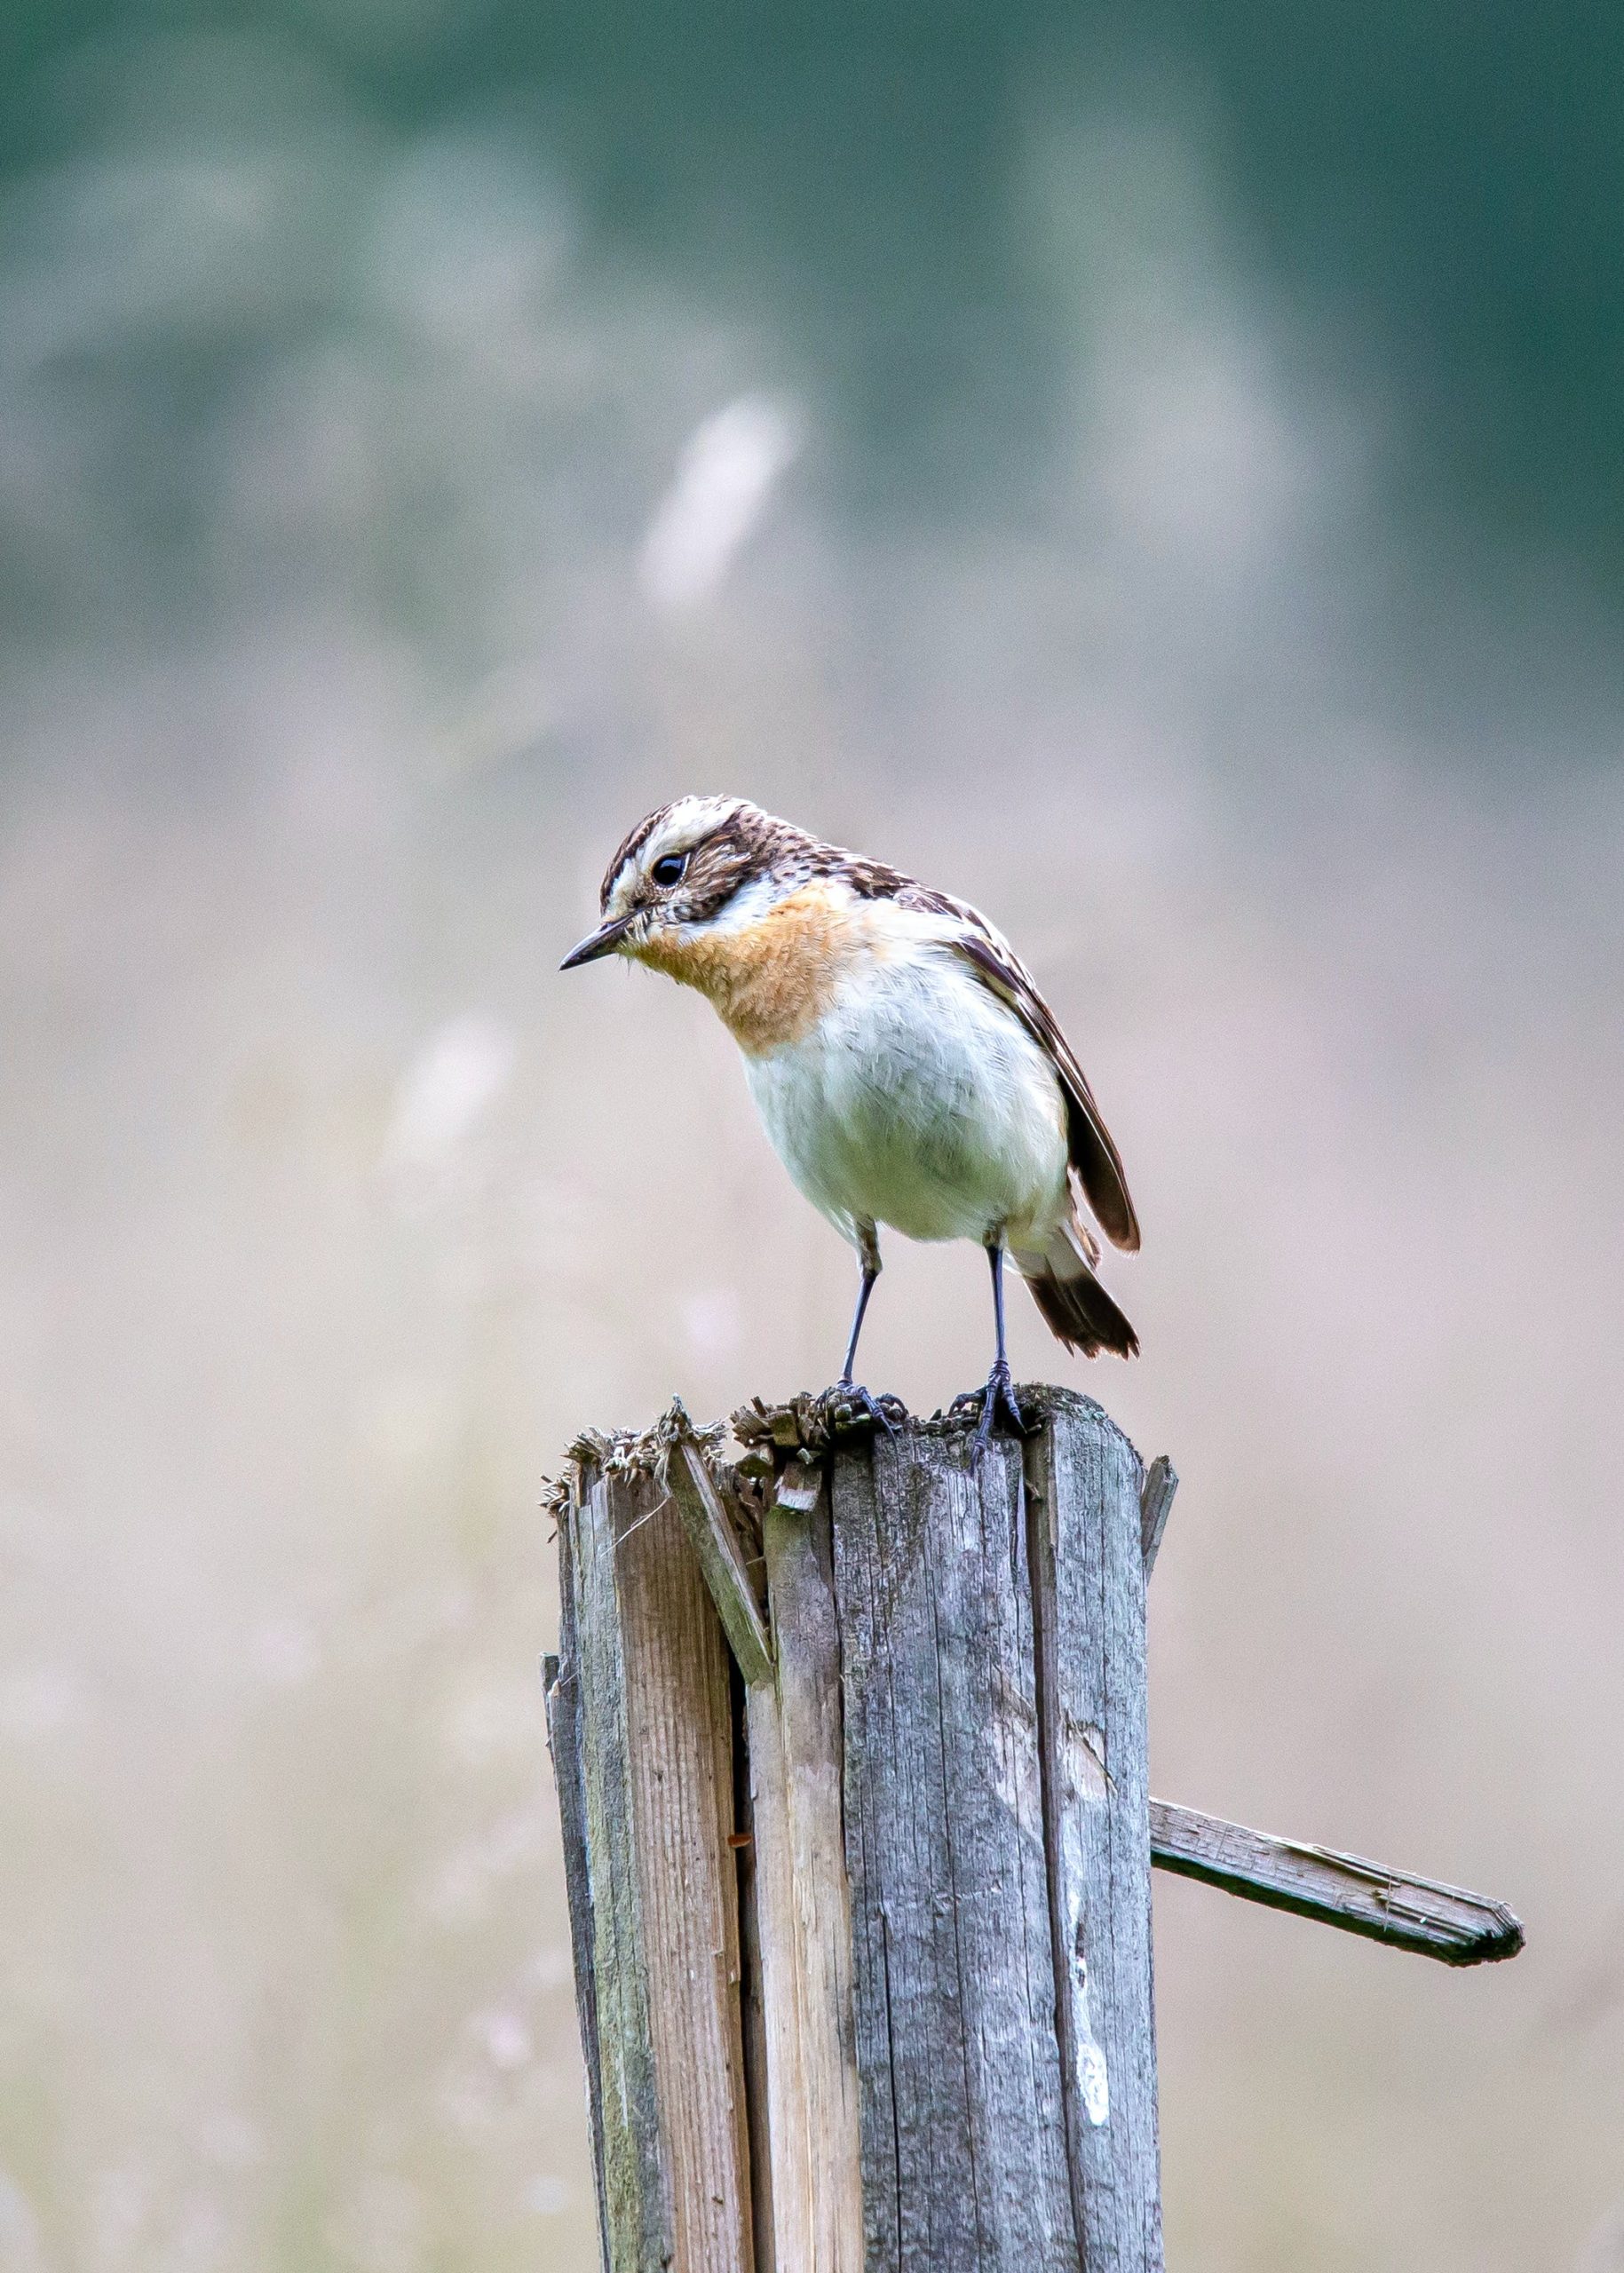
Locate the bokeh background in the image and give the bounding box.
[3,2,1621,2266]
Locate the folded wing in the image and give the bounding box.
[913,892,1141,1253]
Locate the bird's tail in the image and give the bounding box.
[1012,1217,1138,1358]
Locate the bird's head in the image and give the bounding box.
[561,796,814,970]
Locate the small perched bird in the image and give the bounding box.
[563,797,1139,1442]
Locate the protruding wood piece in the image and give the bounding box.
[773,1454,823,1515]
[668,1431,775,1687]
[1149,1799,1525,1964]
[1139,1454,1178,1577]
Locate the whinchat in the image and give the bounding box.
[563,797,1138,1442]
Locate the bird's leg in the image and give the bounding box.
[834,1228,894,1436]
[973,1239,1026,1453]
[838,1255,878,1386]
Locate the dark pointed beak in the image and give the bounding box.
[559,913,635,970]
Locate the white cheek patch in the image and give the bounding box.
[692,871,780,936]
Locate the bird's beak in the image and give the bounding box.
[559,913,635,970]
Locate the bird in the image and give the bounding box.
[562,796,1138,1445]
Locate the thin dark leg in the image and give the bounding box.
[833,1229,894,1436]
[839,1263,879,1386]
[973,1240,1026,1453]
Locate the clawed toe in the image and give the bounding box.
[830,1380,899,1437]
[971,1362,1026,1455]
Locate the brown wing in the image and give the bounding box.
[902,888,1141,1253]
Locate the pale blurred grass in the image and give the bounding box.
[0,44,1621,2273]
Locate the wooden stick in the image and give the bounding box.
[1149,1799,1525,1964]
[1127,1443,1520,1962]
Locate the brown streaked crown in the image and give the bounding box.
[598,795,930,925]
[599,796,824,927]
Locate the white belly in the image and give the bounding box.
[744,946,1069,1247]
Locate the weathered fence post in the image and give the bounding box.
[543,1385,1521,2272]
[545,1387,1163,2273]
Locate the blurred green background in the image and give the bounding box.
[2,2,1620,2268]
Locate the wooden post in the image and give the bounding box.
[546,1388,1162,2272]
[544,1387,1522,2273]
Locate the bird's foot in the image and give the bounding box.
[828,1379,899,1438]
[970,1361,1026,1457]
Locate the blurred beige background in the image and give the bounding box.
[2,9,1622,2268]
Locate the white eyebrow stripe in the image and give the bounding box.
[602,796,758,917]
[644,795,749,861]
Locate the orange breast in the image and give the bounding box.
[634,883,867,1053]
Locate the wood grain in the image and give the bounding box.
[755,1461,864,2273]
[744,1678,797,2271]
[566,1458,756,2273]
[1026,1390,1165,2273]
[831,1421,1081,2273]
[564,1461,669,2270]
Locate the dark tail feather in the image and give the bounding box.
[1015,1228,1138,1358]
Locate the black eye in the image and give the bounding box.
[650,853,687,887]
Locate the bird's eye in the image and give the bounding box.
[650,853,687,887]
